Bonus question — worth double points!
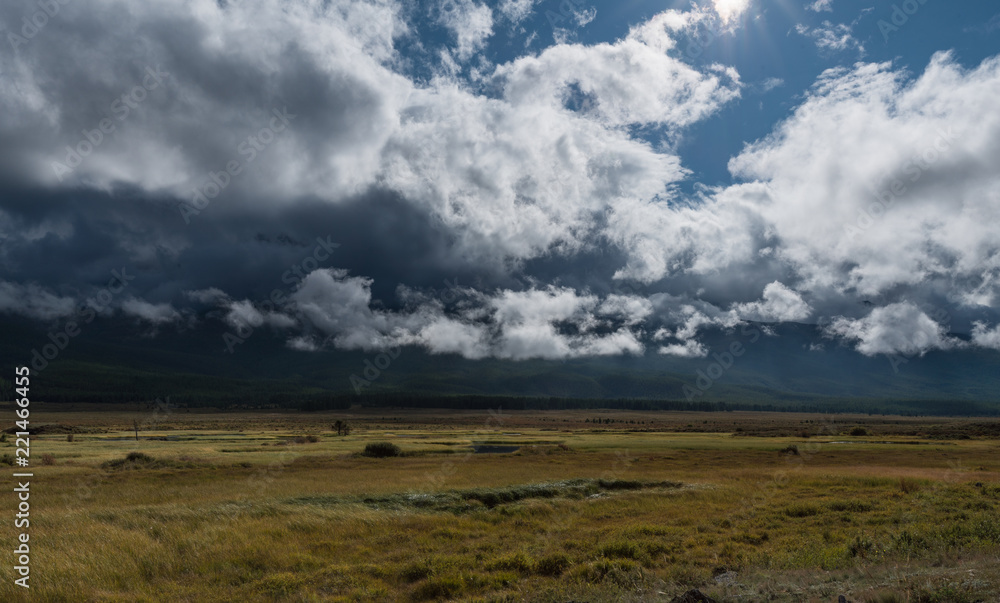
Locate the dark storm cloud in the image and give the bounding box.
[0,184,516,308]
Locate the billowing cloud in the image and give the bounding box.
[488,287,644,360]
[0,0,410,202]
[733,282,812,323]
[824,302,961,356]
[281,270,646,359]
[495,24,741,128]
[0,0,998,367]
[437,0,494,61]
[971,322,1000,350]
[727,52,1000,303]
[658,339,709,358]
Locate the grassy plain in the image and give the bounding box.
[1,407,998,602]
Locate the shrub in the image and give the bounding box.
[899,478,921,494]
[41,454,56,466]
[848,534,879,558]
[851,427,868,436]
[363,442,402,458]
[780,444,799,456]
[101,451,159,470]
[66,434,74,442]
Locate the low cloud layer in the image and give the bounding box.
[825,303,961,357]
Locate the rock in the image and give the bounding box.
[670,589,717,603]
[713,570,737,586]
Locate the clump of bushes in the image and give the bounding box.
[780,444,799,455]
[363,442,402,458]
[848,534,879,558]
[101,451,160,470]
[850,427,868,436]
[899,477,921,494]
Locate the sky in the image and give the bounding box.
[1,0,1000,362]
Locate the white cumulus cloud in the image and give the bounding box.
[825,302,961,356]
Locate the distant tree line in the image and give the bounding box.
[7,365,998,416]
[321,393,1000,416]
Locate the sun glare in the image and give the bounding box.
[712,0,751,22]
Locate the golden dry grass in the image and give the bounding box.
[0,409,997,602]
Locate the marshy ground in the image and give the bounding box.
[1,407,998,602]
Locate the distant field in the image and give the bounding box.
[1,408,998,602]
